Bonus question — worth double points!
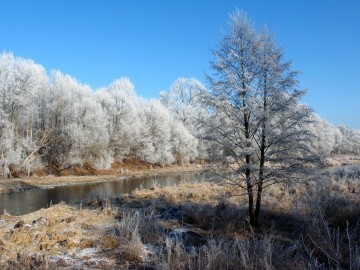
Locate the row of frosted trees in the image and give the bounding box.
[0,53,200,177]
[309,114,360,156]
[161,78,360,158]
[0,52,359,178]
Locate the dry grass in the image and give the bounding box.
[324,154,360,167]
[0,165,359,269]
[0,202,117,269]
[133,181,241,205]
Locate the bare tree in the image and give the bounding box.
[202,10,317,226]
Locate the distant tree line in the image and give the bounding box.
[0,50,359,178]
[0,53,203,177]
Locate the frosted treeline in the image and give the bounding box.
[0,52,359,177]
[0,53,200,175]
[309,114,360,156]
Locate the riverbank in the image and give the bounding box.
[0,169,359,269]
[0,164,205,194]
[324,154,360,166]
[1,154,359,194]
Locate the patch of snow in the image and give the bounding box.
[76,247,99,258]
[144,243,162,255]
[169,228,188,241]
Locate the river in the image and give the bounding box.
[0,172,204,216]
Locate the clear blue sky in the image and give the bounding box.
[1,0,359,128]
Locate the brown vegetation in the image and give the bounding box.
[4,158,202,180]
[324,154,360,167]
[0,167,359,269]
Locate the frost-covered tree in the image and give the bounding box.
[251,30,317,221]
[336,125,360,155]
[0,52,48,176]
[0,53,201,175]
[170,120,198,164]
[95,78,198,166]
[0,111,21,179]
[160,78,206,132]
[203,10,316,225]
[5,49,354,181]
[0,53,48,141]
[202,10,260,225]
[45,71,111,169]
[69,95,111,169]
[306,114,360,157]
[308,114,342,156]
[43,71,77,169]
[96,78,143,160]
[161,78,208,159]
[145,100,175,165]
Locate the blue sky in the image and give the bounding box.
[1,0,359,128]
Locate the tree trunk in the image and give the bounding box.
[248,186,256,226]
[244,116,256,225]
[247,156,256,226]
[255,127,265,221]
[245,111,255,225]
[255,170,263,220]
[255,69,268,222]
[241,62,256,225]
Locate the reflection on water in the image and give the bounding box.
[0,172,203,216]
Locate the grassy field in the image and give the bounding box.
[0,166,359,269]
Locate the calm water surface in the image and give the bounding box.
[0,172,204,216]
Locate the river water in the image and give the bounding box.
[0,172,204,216]
[4,164,356,217]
